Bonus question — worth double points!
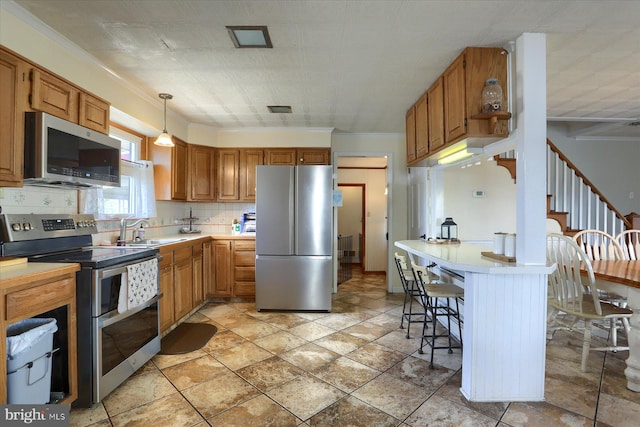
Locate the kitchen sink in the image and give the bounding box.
[125,238,187,247]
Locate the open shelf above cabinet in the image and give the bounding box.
[470,111,512,134]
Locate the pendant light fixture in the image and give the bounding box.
[154,93,174,147]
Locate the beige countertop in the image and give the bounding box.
[0,262,80,290]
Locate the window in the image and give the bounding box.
[80,125,156,219]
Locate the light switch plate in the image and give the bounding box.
[472,190,486,198]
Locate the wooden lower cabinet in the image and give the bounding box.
[209,238,256,298]
[211,240,233,297]
[0,264,80,404]
[233,240,256,297]
[173,246,194,320]
[158,248,174,333]
[192,243,204,306]
[159,240,207,334]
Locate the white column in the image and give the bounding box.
[515,33,547,265]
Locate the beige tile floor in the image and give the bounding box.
[70,268,640,426]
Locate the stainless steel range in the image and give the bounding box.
[0,213,161,407]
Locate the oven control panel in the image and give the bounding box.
[0,213,97,242]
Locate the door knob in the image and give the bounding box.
[419,234,426,239]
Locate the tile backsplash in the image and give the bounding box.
[1,186,254,244]
[0,186,78,214]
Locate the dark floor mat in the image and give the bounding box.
[159,323,217,355]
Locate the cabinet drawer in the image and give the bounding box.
[234,251,255,267]
[159,248,173,268]
[234,266,255,281]
[234,281,255,297]
[234,240,255,250]
[6,277,75,321]
[174,246,193,263]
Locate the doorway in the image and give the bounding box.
[338,184,366,268]
[335,156,389,284]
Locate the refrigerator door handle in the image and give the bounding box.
[293,166,299,254]
[289,166,296,253]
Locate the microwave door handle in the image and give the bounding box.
[97,293,162,328]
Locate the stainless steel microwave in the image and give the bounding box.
[24,112,121,188]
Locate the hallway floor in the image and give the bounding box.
[71,268,640,426]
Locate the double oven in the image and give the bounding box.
[1,214,160,407]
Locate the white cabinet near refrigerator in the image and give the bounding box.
[256,165,333,311]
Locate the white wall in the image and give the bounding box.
[188,124,332,148]
[548,123,640,216]
[441,159,517,242]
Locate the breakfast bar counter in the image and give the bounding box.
[395,240,554,402]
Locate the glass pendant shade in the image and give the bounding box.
[154,132,173,147]
[154,93,174,147]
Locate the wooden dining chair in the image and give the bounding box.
[546,233,633,372]
[572,229,629,348]
[616,229,640,261]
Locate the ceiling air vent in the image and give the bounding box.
[268,106,292,114]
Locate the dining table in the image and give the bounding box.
[588,260,640,392]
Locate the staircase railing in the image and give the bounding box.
[546,139,631,235]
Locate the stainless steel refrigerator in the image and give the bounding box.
[255,165,333,311]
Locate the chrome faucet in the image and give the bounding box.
[119,218,149,243]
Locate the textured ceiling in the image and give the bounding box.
[10,0,640,138]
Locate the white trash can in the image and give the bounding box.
[6,318,58,404]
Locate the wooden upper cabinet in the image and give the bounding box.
[297,148,330,165]
[465,47,509,138]
[444,47,509,145]
[415,92,428,159]
[150,136,188,200]
[0,48,27,187]
[78,92,110,134]
[443,54,467,144]
[265,148,330,165]
[427,77,445,152]
[217,149,240,201]
[188,144,215,201]
[240,149,263,201]
[264,148,296,165]
[171,137,188,200]
[405,105,416,164]
[30,68,78,122]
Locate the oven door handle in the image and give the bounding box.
[97,292,163,328]
[97,255,159,280]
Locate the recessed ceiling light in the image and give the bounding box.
[268,105,292,114]
[226,26,272,48]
